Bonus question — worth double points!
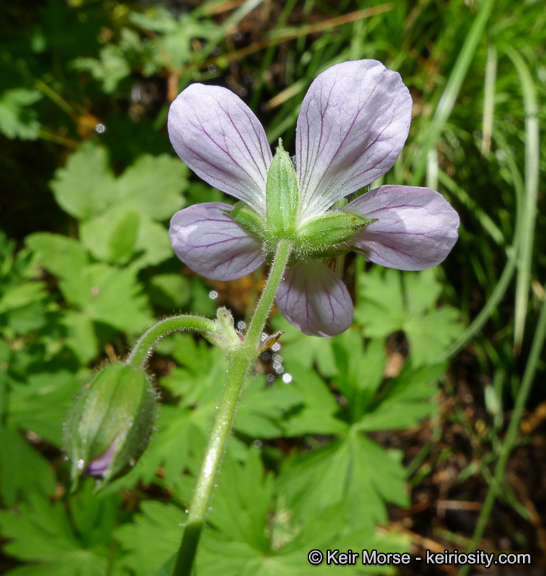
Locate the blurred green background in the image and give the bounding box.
[0,1,545,575]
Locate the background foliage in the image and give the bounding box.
[1,0,545,574]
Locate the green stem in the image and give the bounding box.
[126,315,217,369]
[243,239,293,354]
[35,78,75,116]
[173,239,293,576]
[457,286,546,576]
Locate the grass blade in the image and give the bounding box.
[505,48,539,353]
[481,43,497,155]
[411,0,496,185]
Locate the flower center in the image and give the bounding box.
[231,140,373,265]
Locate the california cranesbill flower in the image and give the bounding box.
[168,60,459,337]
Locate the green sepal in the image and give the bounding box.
[64,362,157,488]
[266,139,299,237]
[211,307,243,355]
[229,202,269,242]
[296,211,372,255]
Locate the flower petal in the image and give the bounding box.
[169,202,265,281]
[168,84,272,218]
[86,437,119,477]
[346,185,460,270]
[276,261,353,337]
[296,60,412,220]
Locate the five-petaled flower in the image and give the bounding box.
[168,60,460,337]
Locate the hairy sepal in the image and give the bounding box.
[229,202,269,241]
[296,211,372,258]
[266,140,299,238]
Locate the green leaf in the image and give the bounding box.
[403,307,463,367]
[130,405,210,485]
[72,45,131,94]
[51,149,186,246]
[147,274,191,310]
[79,209,172,267]
[61,263,152,334]
[0,425,56,506]
[0,88,41,140]
[164,335,228,401]
[114,154,187,220]
[61,312,99,364]
[77,157,185,268]
[7,371,80,446]
[132,218,175,267]
[129,9,219,69]
[331,332,386,422]
[54,263,152,360]
[2,299,50,335]
[206,449,273,552]
[50,142,116,220]
[107,210,140,264]
[0,282,47,314]
[84,265,152,332]
[278,432,409,526]
[236,376,303,439]
[0,485,125,576]
[202,450,408,575]
[281,362,347,437]
[354,363,446,432]
[188,277,219,317]
[355,268,463,366]
[115,501,185,576]
[26,233,89,280]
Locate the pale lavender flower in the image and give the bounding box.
[168,60,460,337]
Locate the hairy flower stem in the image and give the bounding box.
[173,238,293,576]
[126,315,217,369]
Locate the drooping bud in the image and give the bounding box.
[296,211,372,258]
[266,140,299,238]
[64,362,157,487]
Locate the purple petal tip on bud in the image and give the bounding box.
[85,436,121,477]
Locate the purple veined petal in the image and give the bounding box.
[86,436,120,477]
[296,60,412,221]
[168,84,272,218]
[276,261,354,337]
[169,202,265,281]
[345,185,460,271]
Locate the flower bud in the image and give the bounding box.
[64,362,157,486]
